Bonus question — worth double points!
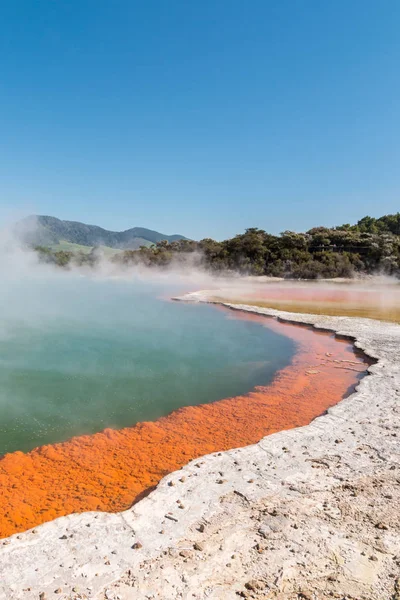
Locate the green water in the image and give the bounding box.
[0,276,295,454]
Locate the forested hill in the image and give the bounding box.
[33,212,400,278]
[15,215,188,250]
[115,212,400,278]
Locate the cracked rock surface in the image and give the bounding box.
[1,299,399,600]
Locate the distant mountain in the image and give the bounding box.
[15,215,188,250]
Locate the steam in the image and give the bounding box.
[0,224,298,455]
[0,217,399,321]
[0,216,399,458]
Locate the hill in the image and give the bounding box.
[28,212,400,278]
[15,215,188,250]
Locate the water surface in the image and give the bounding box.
[0,277,295,454]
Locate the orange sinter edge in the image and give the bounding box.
[0,310,370,538]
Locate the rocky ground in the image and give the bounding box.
[1,298,399,600]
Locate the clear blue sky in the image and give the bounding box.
[0,1,399,240]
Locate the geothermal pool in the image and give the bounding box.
[0,277,295,455]
[0,273,370,537]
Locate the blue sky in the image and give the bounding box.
[0,1,399,240]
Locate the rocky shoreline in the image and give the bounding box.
[1,294,399,600]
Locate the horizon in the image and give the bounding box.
[1,1,399,238]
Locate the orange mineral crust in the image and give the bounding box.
[0,312,369,538]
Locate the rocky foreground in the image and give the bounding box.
[1,298,399,600]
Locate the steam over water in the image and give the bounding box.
[0,275,295,455]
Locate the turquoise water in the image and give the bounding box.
[0,276,295,454]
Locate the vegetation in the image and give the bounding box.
[35,245,99,268]
[34,213,400,279]
[48,240,122,257]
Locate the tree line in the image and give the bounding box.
[35,212,400,279]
